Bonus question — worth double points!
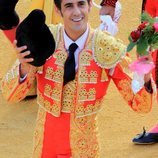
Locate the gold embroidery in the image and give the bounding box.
[93,100,102,111]
[76,103,85,116]
[51,103,61,115]
[90,71,98,83]
[118,79,151,113]
[37,91,61,117]
[54,51,67,66]
[75,99,103,117]
[79,51,93,66]
[93,29,126,69]
[79,67,98,84]
[132,90,151,113]
[45,66,63,83]
[53,68,63,83]
[32,107,46,158]
[62,100,73,112]
[85,104,93,114]
[118,79,134,102]
[79,67,89,83]
[36,27,109,118]
[88,88,96,101]
[2,61,36,102]
[44,100,52,111]
[62,80,77,112]
[45,67,53,80]
[44,84,61,101]
[78,88,96,101]
[44,84,52,98]
[78,89,88,101]
[51,86,61,101]
[70,113,100,157]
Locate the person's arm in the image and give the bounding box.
[111,57,153,113]
[93,29,153,113]
[100,0,118,18]
[1,41,37,102]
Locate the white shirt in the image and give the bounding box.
[63,26,89,70]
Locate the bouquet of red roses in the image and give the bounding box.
[127,12,157,93]
[127,12,158,56]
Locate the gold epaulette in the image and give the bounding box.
[92,29,127,69]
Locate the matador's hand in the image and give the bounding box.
[14,40,36,77]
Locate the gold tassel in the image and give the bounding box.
[101,69,108,82]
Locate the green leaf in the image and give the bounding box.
[127,42,136,52]
[128,36,133,42]
[141,12,154,24]
[136,37,148,56]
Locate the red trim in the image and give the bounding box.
[41,112,71,158]
[100,0,117,7]
[3,27,17,43]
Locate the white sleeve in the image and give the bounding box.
[114,1,122,23]
[19,75,27,83]
[99,15,118,36]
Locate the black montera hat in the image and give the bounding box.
[16,9,56,67]
[0,0,19,30]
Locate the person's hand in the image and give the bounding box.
[143,53,153,83]
[99,5,115,19]
[14,40,36,77]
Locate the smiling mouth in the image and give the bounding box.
[72,17,83,22]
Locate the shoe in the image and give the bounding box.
[132,127,158,144]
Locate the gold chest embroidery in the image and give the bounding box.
[54,50,67,66]
[45,66,64,83]
[79,51,93,66]
[79,67,98,84]
[38,25,110,117]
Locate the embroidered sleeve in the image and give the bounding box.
[100,0,118,7]
[111,62,153,113]
[1,60,36,102]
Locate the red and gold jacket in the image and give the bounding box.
[1,24,153,118]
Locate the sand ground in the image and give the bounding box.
[0,0,158,158]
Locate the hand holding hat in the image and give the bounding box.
[16,9,56,67]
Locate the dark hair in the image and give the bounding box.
[54,0,91,10]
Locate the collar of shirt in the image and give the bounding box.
[63,25,89,52]
[63,26,89,70]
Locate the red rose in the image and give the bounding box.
[130,29,141,42]
[138,22,148,30]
